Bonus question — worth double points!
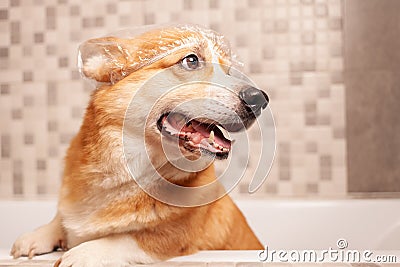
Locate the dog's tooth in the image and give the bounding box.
[208,130,215,144]
[216,125,232,141]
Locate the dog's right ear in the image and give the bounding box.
[78,37,131,83]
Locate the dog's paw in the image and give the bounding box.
[11,228,66,259]
[54,246,129,267]
[11,217,66,259]
[54,236,156,267]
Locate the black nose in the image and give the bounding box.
[239,87,269,112]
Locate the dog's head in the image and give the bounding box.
[79,25,268,175]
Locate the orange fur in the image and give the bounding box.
[11,26,262,265]
[61,26,262,257]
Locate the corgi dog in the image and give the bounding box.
[11,25,268,266]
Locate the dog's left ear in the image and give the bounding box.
[78,37,132,83]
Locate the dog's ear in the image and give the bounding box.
[78,37,131,83]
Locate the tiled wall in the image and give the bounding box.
[0,0,346,199]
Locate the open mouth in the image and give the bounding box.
[157,113,234,159]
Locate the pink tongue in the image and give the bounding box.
[191,121,231,149]
[214,134,231,149]
[191,121,211,138]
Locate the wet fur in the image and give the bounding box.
[11,26,262,265]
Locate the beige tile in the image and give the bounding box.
[0,0,347,199]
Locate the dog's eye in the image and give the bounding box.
[181,54,200,70]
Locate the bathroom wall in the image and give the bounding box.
[344,0,400,193]
[1,0,347,198]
